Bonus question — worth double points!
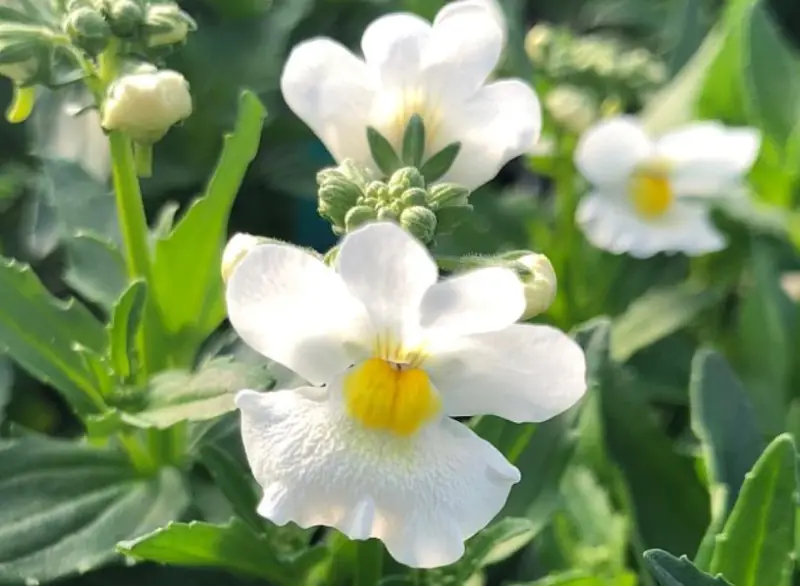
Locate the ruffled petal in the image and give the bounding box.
[280,38,375,165]
[336,222,438,344]
[419,267,525,340]
[361,13,431,87]
[226,243,371,385]
[236,387,520,569]
[575,116,653,187]
[435,80,542,189]
[424,324,586,422]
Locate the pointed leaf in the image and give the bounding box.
[709,434,797,586]
[107,280,147,381]
[644,550,732,586]
[200,444,263,533]
[401,114,426,167]
[420,142,461,183]
[366,126,402,176]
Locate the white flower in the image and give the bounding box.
[279,0,541,190]
[222,233,266,283]
[101,69,192,142]
[574,116,761,258]
[515,253,557,319]
[227,222,586,568]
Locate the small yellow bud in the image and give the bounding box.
[101,69,192,142]
[545,85,598,135]
[222,233,267,283]
[515,253,557,320]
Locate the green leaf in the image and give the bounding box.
[610,283,724,362]
[125,356,274,428]
[513,572,637,585]
[423,518,538,583]
[0,257,107,414]
[107,280,147,382]
[401,113,426,167]
[366,127,402,176]
[0,436,190,583]
[0,354,12,422]
[200,443,262,533]
[63,232,127,311]
[420,142,461,184]
[151,91,266,364]
[644,550,732,586]
[117,518,328,586]
[689,349,765,569]
[709,434,797,586]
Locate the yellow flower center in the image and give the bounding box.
[343,357,441,437]
[371,88,443,155]
[628,163,673,219]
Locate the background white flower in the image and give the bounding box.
[574,116,761,258]
[279,0,541,190]
[227,222,585,568]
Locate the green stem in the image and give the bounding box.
[119,433,157,474]
[553,134,579,328]
[133,141,154,177]
[354,539,383,586]
[5,85,35,124]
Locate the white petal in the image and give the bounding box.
[420,267,525,340]
[421,0,504,103]
[576,191,726,258]
[336,222,437,341]
[361,13,431,87]
[226,243,370,385]
[425,324,586,422]
[280,38,375,165]
[437,80,542,189]
[236,387,520,569]
[575,116,653,187]
[434,0,508,48]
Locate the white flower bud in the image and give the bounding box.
[545,85,598,135]
[101,69,192,142]
[145,3,194,47]
[222,233,267,283]
[780,271,800,302]
[516,253,557,320]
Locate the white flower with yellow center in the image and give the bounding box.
[574,116,761,258]
[279,0,541,190]
[227,222,586,568]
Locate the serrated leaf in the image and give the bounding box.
[107,280,147,382]
[420,142,461,183]
[151,91,266,364]
[200,444,262,533]
[63,232,127,311]
[125,356,274,428]
[610,283,724,362]
[709,434,797,586]
[0,257,107,414]
[689,349,764,568]
[0,436,189,583]
[117,518,328,586]
[645,550,732,586]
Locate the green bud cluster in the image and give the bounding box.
[525,23,667,113]
[316,160,474,245]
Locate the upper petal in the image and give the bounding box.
[236,387,519,569]
[280,38,375,165]
[575,116,653,187]
[420,0,504,103]
[419,267,525,340]
[425,324,587,422]
[336,222,438,343]
[226,243,370,385]
[436,79,542,189]
[361,13,431,87]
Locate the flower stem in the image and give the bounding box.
[134,141,154,177]
[354,539,383,586]
[5,85,35,124]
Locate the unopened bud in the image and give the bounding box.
[101,69,192,142]
[365,181,389,202]
[376,205,399,222]
[105,0,145,37]
[389,166,425,191]
[345,205,377,232]
[400,206,437,244]
[400,187,427,207]
[144,3,196,47]
[222,233,268,283]
[64,6,111,54]
[427,183,470,210]
[545,85,597,134]
[525,24,554,65]
[318,174,362,226]
[514,253,557,319]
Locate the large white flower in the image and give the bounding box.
[279,0,541,190]
[574,116,761,258]
[227,222,585,568]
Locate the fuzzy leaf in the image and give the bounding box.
[644,550,733,586]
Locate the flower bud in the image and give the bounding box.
[64,6,111,54]
[318,173,362,226]
[345,205,377,232]
[389,166,425,191]
[400,187,427,207]
[400,206,437,244]
[514,253,557,319]
[525,24,554,65]
[545,85,597,135]
[376,206,399,222]
[101,69,192,142]
[221,233,269,283]
[427,183,470,210]
[105,0,145,37]
[144,3,196,47]
[365,181,389,202]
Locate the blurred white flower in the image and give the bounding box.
[515,252,557,319]
[227,222,585,568]
[280,0,541,190]
[101,69,192,142]
[574,116,761,258]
